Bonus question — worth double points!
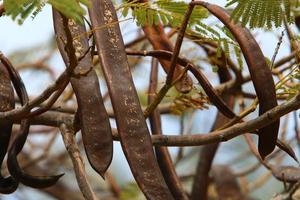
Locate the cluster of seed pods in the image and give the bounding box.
[192,2,279,159]
[0,0,280,198]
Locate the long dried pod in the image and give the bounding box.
[88,1,173,199]
[148,58,188,200]
[0,63,18,194]
[52,9,113,177]
[0,54,63,188]
[192,1,279,158]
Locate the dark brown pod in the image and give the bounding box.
[193,1,279,158]
[0,62,18,194]
[0,53,63,188]
[88,0,173,199]
[52,10,113,177]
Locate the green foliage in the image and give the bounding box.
[120,0,208,27]
[226,0,299,28]
[188,23,244,70]
[119,1,244,70]
[3,0,90,24]
[276,67,300,99]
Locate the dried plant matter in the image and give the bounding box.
[192,1,279,158]
[53,9,113,178]
[0,62,17,194]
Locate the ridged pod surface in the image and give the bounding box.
[88,0,174,199]
[0,54,63,188]
[0,62,18,194]
[53,10,113,177]
[193,1,279,158]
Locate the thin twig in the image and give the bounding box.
[60,123,99,200]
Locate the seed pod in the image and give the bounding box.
[193,1,279,158]
[53,10,113,177]
[0,62,18,194]
[88,0,174,199]
[0,53,63,188]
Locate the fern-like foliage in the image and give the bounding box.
[120,0,208,27]
[3,0,90,24]
[226,0,299,28]
[120,0,244,69]
[276,67,300,99]
[187,23,244,69]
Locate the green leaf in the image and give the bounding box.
[226,0,296,29]
[122,6,129,17]
[3,0,89,24]
[124,0,208,27]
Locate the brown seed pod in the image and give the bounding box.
[88,0,174,199]
[193,1,279,158]
[0,62,18,194]
[0,53,63,189]
[52,10,113,177]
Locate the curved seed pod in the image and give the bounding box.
[0,63,18,194]
[0,177,18,194]
[193,1,279,158]
[127,50,236,119]
[88,0,174,199]
[0,54,63,188]
[52,9,113,177]
[148,58,188,200]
